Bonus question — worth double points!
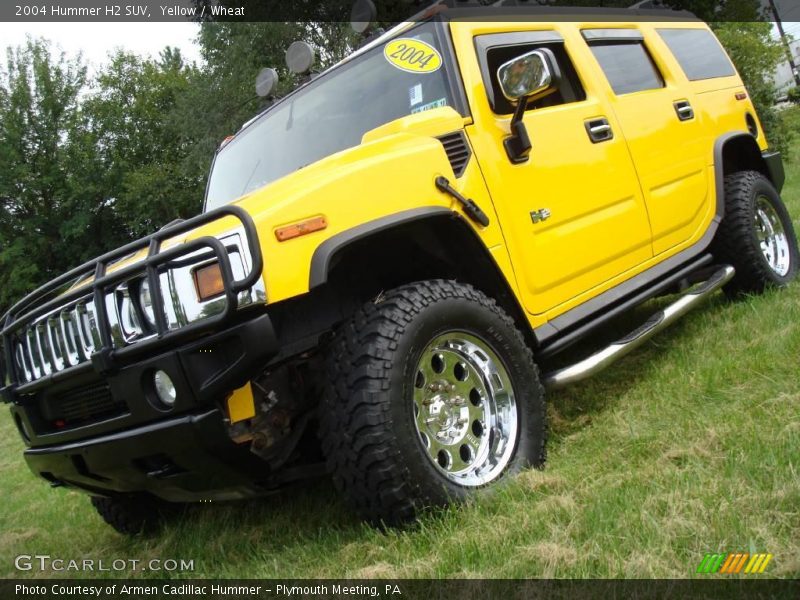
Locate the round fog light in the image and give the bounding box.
[153,370,177,407]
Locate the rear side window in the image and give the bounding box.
[587,39,664,95]
[657,28,736,81]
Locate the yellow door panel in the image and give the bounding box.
[609,88,711,255]
[467,100,653,315]
[580,26,710,257]
[454,23,653,315]
[645,167,709,252]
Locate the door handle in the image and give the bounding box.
[585,117,614,143]
[674,100,694,121]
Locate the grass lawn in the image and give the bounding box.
[0,109,798,580]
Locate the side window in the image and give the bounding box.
[657,28,736,81]
[584,32,664,95]
[476,33,586,114]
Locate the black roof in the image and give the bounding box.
[421,0,698,23]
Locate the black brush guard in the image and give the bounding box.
[0,205,263,403]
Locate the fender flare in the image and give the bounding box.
[308,206,453,289]
[713,131,780,213]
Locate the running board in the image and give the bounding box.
[543,265,735,390]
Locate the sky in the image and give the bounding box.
[0,22,202,71]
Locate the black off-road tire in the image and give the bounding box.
[713,170,799,295]
[90,494,175,535]
[319,280,546,526]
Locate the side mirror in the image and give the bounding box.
[496,49,559,164]
[497,50,553,102]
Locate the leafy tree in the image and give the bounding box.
[83,48,202,238]
[0,41,202,313]
[0,39,92,312]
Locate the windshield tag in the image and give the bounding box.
[384,38,442,74]
[409,84,423,107]
[411,97,448,115]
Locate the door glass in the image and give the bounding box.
[588,41,664,95]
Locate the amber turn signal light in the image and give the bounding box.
[193,262,225,301]
[275,216,327,241]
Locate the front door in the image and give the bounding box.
[458,26,653,316]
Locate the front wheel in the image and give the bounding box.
[91,494,177,535]
[713,170,799,295]
[319,280,546,526]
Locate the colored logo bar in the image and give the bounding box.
[697,553,773,574]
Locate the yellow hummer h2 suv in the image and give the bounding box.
[2,5,798,534]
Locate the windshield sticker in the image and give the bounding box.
[384,38,442,74]
[411,97,448,114]
[409,83,423,107]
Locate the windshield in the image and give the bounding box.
[205,22,456,211]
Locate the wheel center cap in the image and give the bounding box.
[422,380,468,444]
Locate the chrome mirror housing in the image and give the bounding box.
[497,50,553,102]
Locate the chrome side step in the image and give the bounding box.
[543,265,735,390]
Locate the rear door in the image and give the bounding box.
[581,27,711,256]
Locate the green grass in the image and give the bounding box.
[1,109,799,580]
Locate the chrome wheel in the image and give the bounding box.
[755,196,791,277]
[412,332,518,487]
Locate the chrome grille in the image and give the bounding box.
[12,300,101,384]
[9,233,262,386]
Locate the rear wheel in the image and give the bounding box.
[319,280,546,526]
[713,170,798,295]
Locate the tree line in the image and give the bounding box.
[0,11,789,314]
[0,22,353,313]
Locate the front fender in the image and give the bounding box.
[221,132,460,305]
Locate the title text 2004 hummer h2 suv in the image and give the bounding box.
[2,6,798,534]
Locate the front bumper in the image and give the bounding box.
[10,312,280,500]
[23,408,272,502]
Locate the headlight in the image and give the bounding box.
[138,278,156,326]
